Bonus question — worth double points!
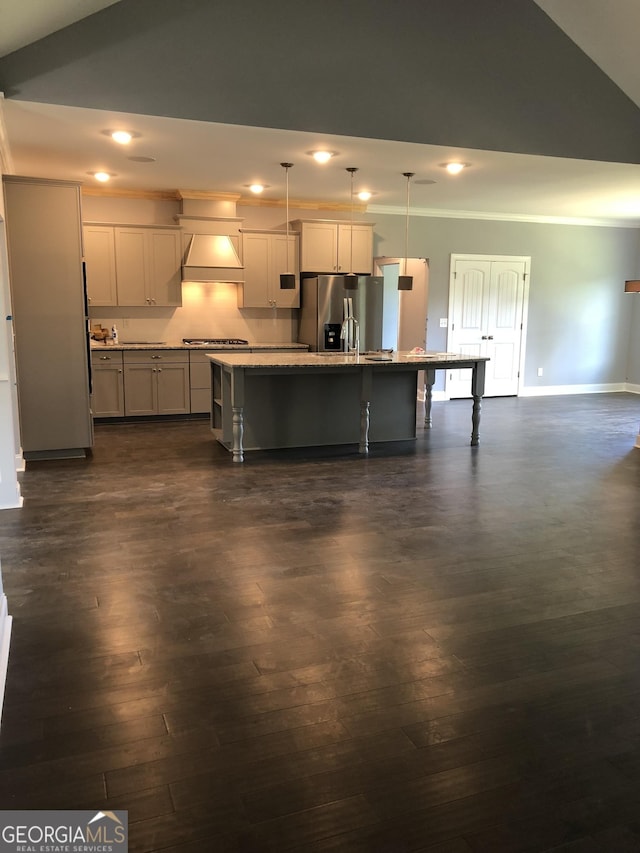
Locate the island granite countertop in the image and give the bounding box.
[204,350,484,368]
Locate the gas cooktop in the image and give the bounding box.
[182,338,249,346]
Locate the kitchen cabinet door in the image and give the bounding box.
[91,351,124,416]
[84,226,117,306]
[148,229,182,306]
[123,364,157,415]
[156,363,190,414]
[239,231,299,308]
[115,228,148,306]
[123,350,189,415]
[298,221,338,272]
[114,226,182,307]
[338,223,373,275]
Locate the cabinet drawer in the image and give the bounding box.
[92,350,123,366]
[123,349,188,364]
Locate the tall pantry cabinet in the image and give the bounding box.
[2,177,93,459]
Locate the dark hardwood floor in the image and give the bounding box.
[1,393,640,852]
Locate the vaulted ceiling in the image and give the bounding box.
[1,0,639,223]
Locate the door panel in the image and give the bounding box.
[447,256,527,398]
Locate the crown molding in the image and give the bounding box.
[82,186,179,200]
[237,195,368,212]
[367,203,640,228]
[177,189,241,201]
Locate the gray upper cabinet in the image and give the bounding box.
[239,230,300,309]
[84,225,118,306]
[115,226,182,306]
[83,223,182,307]
[292,219,374,275]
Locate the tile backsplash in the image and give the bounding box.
[90,281,298,343]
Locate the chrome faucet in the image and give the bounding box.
[340,316,360,358]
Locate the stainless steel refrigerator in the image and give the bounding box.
[298,275,399,352]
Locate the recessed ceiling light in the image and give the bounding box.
[357,191,372,201]
[443,162,468,175]
[102,129,140,143]
[111,130,133,145]
[309,150,336,164]
[248,183,268,194]
[90,171,114,182]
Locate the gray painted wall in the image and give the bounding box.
[371,214,637,389]
[2,0,640,163]
[626,231,640,384]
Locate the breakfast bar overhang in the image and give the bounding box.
[207,352,489,462]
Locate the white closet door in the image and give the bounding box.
[447,256,527,398]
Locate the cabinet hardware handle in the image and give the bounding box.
[99,356,111,360]
[151,355,162,359]
[481,335,487,340]
[118,369,122,373]
[488,335,494,340]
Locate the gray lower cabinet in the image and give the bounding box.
[91,351,124,416]
[189,351,213,414]
[123,350,190,416]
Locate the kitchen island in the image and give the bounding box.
[207,351,488,462]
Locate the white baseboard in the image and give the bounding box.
[625,383,640,395]
[0,594,11,728]
[520,382,627,397]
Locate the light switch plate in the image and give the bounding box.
[439,318,448,328]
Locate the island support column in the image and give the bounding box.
[424,368,436,429]
[359,366,373,454]
[470,360,486,446]
[231,367,245,463]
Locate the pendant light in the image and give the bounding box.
[343,167,359,290]
[279,162,296,289]
[398,172,415,291]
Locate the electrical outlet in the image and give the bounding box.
[439,318,448,328]
[537,367,543,377]
[122,318,129,328]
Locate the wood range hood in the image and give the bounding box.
[176,192,245,283]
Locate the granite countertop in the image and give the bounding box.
[206,351,489,368]
[90,341,308,351]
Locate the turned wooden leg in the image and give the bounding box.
[232,406,244,462]
[470,361,486,446]
[471,395,482,446]
[424,368,435,428]
[424,384,433,428]
[359,400,370,454]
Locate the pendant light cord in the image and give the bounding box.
[281,162,293,273]
[403,172,414,277]
[346,167,358,275]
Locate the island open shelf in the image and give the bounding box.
[207,351,488,462]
